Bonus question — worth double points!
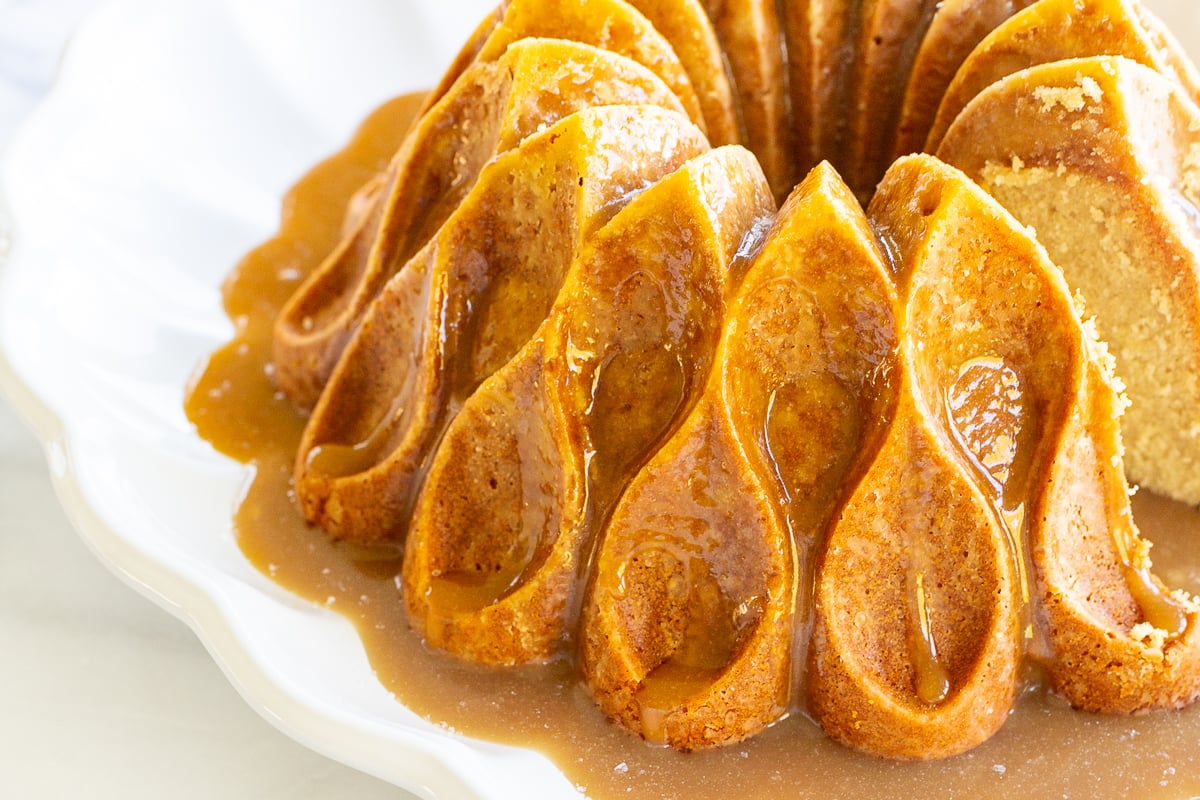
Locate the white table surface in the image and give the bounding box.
[0,1,413,796]
[3,0,1200,798]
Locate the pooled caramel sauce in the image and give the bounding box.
[186,94,1200,799]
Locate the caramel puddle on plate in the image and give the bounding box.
[186,94,1200,799]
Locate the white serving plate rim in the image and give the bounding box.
[0,1,578,798]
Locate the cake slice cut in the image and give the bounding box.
[272,38,686,409]
[1035,311,1200,713]
[582,162,896,749]
[937,56,1200,503]
[293,106,709,544]
[403,146,774,665]
[925,0,1200,151]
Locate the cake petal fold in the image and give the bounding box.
[584,162,896,748]
[295,106,708,544]
[273,38,688,408]
[403,146,773,665]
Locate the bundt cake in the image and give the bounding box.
[236,0,1200,762]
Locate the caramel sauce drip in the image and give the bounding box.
[944,357,1188,645]
[304,383,412,480]
[587,338,689,514]
[1124,563,1189,637]
[944,357,1038,642]
[1112,519,1190,638]
[184,94,1200,798]
[911,571,951,705]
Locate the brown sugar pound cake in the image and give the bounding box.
[272,37,689,409]
[582,162,896,749]
[925,0,1200,152]
[937,56,1200,504]
[402,146,774,665]
[293,106,708,544]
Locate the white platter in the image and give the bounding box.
[0,0,578,797]
[1,1,1198,798]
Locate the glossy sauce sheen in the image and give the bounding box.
[186,94,1200,799]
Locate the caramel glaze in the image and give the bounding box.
[187,93,1200,798]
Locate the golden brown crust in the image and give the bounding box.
[294,106,709,544]
[272,38,686,410]
[892,0,1034,159]
[584,162,896,748]
[404,146,774,664]
[842,0,941,201]
[583,408,792,747]
[814,157,1036,759]
[926,0,1200,152]
[702,0,792,198]
[476,0,710,132]
[626,0,742,144]
[781,0,856,178]
[419,1,507,113]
